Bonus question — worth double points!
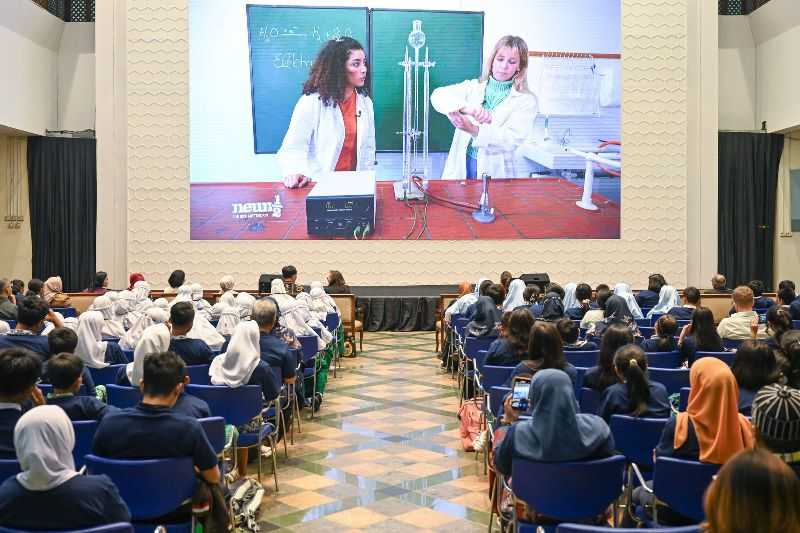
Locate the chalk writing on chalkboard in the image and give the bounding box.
[254,24,355,43]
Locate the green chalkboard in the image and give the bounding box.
[246,5,369,154]
[370,10,484,151]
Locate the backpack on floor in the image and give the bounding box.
[230,478,265,533]
[458,398,483,452]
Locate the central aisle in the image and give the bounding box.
[257,331,491,532]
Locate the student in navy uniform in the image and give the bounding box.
[465,279,494,319]
[0,295,61,360]
[47,327,96,395]
[92,351,221,504]
[557,318,597,352]
[641,314,679,353]
[523,284,542,317]
[254,298,296,383]
[667,286,700,320]
[731,340,780,416]
[466,289,503,338]
[0,406,130,530]
[636,274,665,309]
[45,353,115,421]
[596,344,670,422]
[506,321,579,387]
[165,352,211,419]
[750,280,775,310]
[485,307,534,366]
[584,323,634,393]
[764,305,792,349]
[776,284,796,310]
[0,348,44,458]
[168,302,214,365]
[565,283,593,320]
[677,306,725,365]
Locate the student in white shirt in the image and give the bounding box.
[717,286,768,340]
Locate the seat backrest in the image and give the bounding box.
[565,350,599,368]
[511,455,626,521]
[186,364,211,385]
[648,367,690,395]
[297,335,318,361]
[644,351,684,369]
[85,455,195,521]
[325,312,340,331]
[39,383,90,397]
[0,523,135,533]
[464,336,495,358]
[609,415,669,469]
[639,326,655,338]
[696,351,735,366]
[0,459,20,482]
[679,387,691,411]
[330,294,356,327]
[635,318,651,328]
[454,317,470,339]
[481,365,515,390]
[72,420,99,470]
[556,523,700,533]
[488,386,511,419]
[475,350,489,372]
[88,364,127,386]
[722,338,743,350]
[579,387,600,415]
[198,416,226,454]
[185,384,261,426]
[106,385,142,409]
[653,457,719,522]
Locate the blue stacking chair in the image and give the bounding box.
[648,313,664,325]
[461,336,496,402]
[475,350,489,373]
[121,349,134,363]
[53,307,78,318]
[0,459,20,481]
[639,326,655,338]
[102,337,121,344]
[509,455,626,529]
[635,318,650,328]
[579,387,600,415]
[794,320,800,330]
[185,364,210,385]
[645,351,683,369]
[488,386,511,419]
[556,525,699,533]
[574,367,588,402]
[39,383,90,397]
[185,384,278,489]
[297,335,319,418]
[480,365,514,393]
[85,455,195,533]
[696,351,735,366]
[324,312,341,377]
[0,524,135,533]
[722,338,743,350]
[106,385,142,408]
[642,457,719,524]
[648,367,690,394]
[72,420,99,470]
[565,350,599,368]
[198,416,226,455]
[89,364,127,386]
[679,387,690,411]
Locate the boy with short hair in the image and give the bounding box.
[0,348,44,458]
[46,353,114,421]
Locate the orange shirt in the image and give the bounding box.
[335,90,358,171]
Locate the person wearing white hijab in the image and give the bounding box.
[502,279,526,312]
[210,291,236,320]
[219,275,236,295]
[131,280,153,312]
[125,323,170,386]
[0,406,130,530]
[613,283,644,319]
[105,290,119,304]
[216,305,240,336]
[90,295,126,338]
[169,284,193,309]
[646,285,681,319]
[236,292,256,320]
[153,297,169,311]
[269,278,296,310]
[445,278,487,324]
[76,311,127,368]
[0,321,11,335]
[562,282,578,311]
[309,281,338,313]
[309,287,332,321]
[280,300,327,350]
[187,312,226,351]
[191,283,212,313]
[120,307,168,351]
[113,290,140,330]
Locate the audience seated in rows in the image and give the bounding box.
[596,344,671,422]
[586,294,640,340]
[0,406,131,530]
[0,296,62,359]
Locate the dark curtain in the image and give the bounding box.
[27,137,97,292]
[358,296,438,331]
[718,132,784,290]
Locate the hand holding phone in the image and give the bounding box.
[510,378,531,411]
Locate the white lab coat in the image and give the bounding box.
[430,79,538,180]
[277,92,376,179]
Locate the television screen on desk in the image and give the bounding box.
[188,0,621,241]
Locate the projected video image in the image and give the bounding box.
[189,0,621,240]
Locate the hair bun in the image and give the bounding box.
[629,358,639,367]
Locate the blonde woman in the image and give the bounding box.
[431,35,537,180]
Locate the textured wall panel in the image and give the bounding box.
[127,0,689,289]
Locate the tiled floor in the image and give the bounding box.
[255,331,491,532]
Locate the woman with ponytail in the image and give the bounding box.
[596,344,671,422]
[765,305,792,349]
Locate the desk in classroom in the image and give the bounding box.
[190,178,620,240]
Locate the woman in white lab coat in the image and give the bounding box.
[278,37,376,188]
[431,35,538,180]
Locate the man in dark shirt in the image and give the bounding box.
[0,279,18,321]
[0,348,44,458]
[46,327,96,394]
[636,274,665,309]
[282,265,304,296]
[46,353,113,421]
[253,299,295,384]
[168,302,214,365]
[0,296,61,360]
[668,286,700,320]
[92,351,220,485]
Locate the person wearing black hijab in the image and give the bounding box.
[587,294,640,339]
[537,292,565,321]
[466,296,502,337]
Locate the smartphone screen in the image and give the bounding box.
[511,380,530,410]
